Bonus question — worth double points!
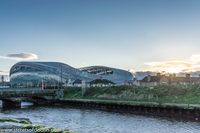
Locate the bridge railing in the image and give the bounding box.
[0,88,60,98]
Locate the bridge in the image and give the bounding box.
[0,88,64,108]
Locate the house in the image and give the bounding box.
[140,73,170,87]
[124,78,140,86]
[140,73,200,87]
[171,74,200,86]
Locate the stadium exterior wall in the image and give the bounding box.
[10,62,133,87]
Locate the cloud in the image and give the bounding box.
[0,53,38,61]
[142,54,200,73]
[190,54,200,63]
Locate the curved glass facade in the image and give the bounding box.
[10,62,133,87]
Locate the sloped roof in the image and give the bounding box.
[141,75,200,83]
[141,75,166,82]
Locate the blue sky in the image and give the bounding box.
[1,0,200,74]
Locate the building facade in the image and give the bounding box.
[9,62,133,88]
[139,73,200,87]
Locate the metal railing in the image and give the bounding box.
[0,88,58,98]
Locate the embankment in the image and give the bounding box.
[59,85,200,121]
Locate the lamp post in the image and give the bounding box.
[81,80,86,96]
[42,80,44,90]
[60,64,63,90]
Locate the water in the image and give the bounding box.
[0,104,200,133]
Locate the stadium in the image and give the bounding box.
[10,62,133,87]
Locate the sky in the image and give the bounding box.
[1,0,200,75]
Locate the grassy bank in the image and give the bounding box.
[0,118,73,133]
[64,85,200,105]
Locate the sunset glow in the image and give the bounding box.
[141,54,200,73]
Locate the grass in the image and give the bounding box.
[0,118,73,133]
[0,118,32,124]
[64,85,200,105]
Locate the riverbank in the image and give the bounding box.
[55,98,200,122]
[0,118,73,133]
[61,85,200,121]
[64,85,200,105]
[63,98,200,109]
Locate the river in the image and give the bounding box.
[0,104,200,133]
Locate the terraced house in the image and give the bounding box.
[140,73,200,87]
